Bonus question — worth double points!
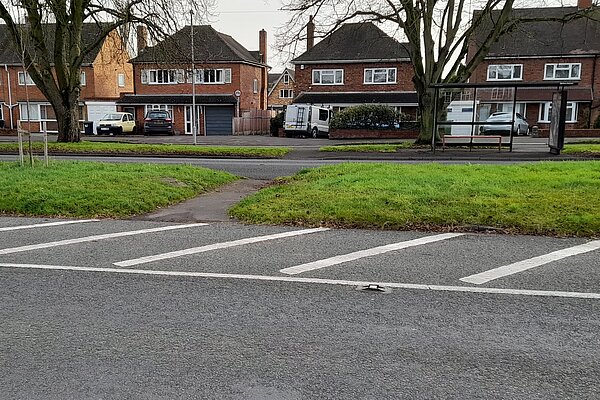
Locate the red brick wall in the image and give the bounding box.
[294,62,415,94]
[538,128,600,137]
[133,63,267,112]
[471,56,600,127]
[329,128,419,139]
[470,57,598,87]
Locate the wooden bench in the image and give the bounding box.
[442,135,503,152]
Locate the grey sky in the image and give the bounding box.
[211,0,291,72]
[209,0,581,72]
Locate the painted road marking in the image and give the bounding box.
[460,239,600,285]
[114,228,330,267]
[0,223,208,255]
[280,233,465,275]
[0,262,598,300]
[0,219,99,232]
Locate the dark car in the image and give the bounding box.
[143,110,174,135]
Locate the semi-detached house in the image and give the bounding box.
[119,26,269,135]
[0,24,133,132]
[468,0,600,132]
[290,21,418,119]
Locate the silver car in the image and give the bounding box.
[480,112,529,136]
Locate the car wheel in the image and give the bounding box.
[131,126,137,135]
[116,127,123,135]
[311,127,319,138]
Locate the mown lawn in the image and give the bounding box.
[320,143,419,152]
[0,141,289,158]
[0,161,237,217]
[563,142,600,156]
[230,161,600,237]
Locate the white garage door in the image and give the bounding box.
[86,102,117,133]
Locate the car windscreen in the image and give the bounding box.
[147,111,169,119]
[102,114,122,121]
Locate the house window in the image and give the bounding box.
[118,73,125,87]
[80,72,86,86]
[283,74,290,84]
[279,89,293,98]
[312,69,343,85]
[19,103,40,120]
[204,69,224,84]
[39,104,56,120]
[539,102,577,123]
[186,69,232,84]
[544,63,581,80]
[253,79,258,93]
[487,64,523,81]
[496,102,526,116]
[364,68,397,84]
[18,71,35,85]
[146,69,178,84]
[145,104,173,118]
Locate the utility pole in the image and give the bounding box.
[190,10,197,145]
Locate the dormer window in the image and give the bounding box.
[487,64,522,81]
[544,63,581,80]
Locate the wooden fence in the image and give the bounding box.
[233,109,270,135]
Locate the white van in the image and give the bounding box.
[445,100,479,135]
[284,104,332,138]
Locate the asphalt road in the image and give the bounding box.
[1,218,599,399]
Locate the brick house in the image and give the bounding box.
[0,24,133,132]
[267,68,295,112]
[118,26,269,135]
[290,21,418,119]
[468,0,600,131]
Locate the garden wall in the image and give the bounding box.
[328,128,419,139]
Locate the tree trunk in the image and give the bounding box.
[414,78,439,145]
[56,101,80,142]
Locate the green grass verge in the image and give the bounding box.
[563,143,600,155]
[0,161,237,218]
[0,141,289,158]
[230,162,600,237]
[319,143,419,152]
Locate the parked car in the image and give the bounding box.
[480,112,529,136]
[96,112,136,135]
[144,110,174,135]
[284,104,332,138]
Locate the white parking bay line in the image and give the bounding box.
[114,227,330,267]
[0,219,99,232]
[460,240,600,285]
[0,223,208,255]
[2,262,599,300]
[280,233,465,275]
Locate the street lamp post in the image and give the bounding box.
[190,10,197,145]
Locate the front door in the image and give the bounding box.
[185,105,202,135]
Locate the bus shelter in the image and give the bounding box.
[430,81,576,154]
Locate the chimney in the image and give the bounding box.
[578,0,592,9]
[137,25,148,53]
[259,29,267,64]
[307,15,315,50]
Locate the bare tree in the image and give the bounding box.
[0,0,215,142]
[279,0,595,143]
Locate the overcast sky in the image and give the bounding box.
[208,0,580,73]
[211,0,291,72]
